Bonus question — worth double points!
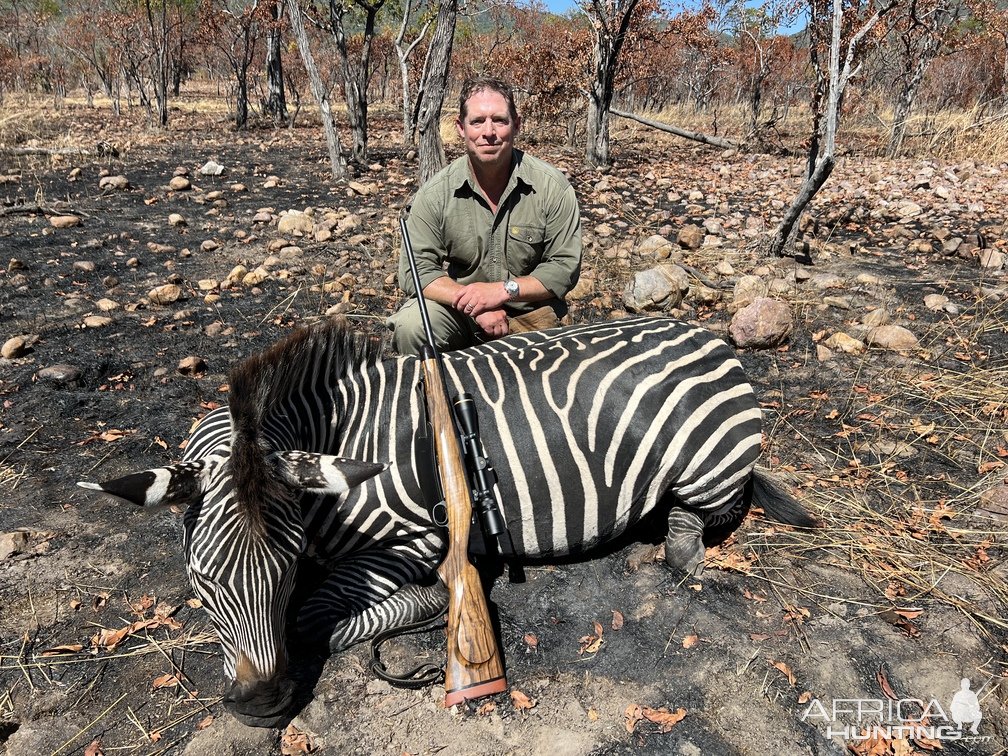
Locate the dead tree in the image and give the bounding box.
[394,0,431,146]
[415,0,457,183]
[768,0,897,256]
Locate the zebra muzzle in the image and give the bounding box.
[223,674,297,728]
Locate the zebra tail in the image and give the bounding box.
[751,470,818,528]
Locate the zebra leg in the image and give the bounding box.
[328,578,447,653]
[664,506,706,575]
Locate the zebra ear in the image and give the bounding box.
[271,452,388,495]
[77,462,206,506]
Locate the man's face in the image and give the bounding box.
[456,89,520,171]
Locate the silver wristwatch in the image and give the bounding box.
[503,279,520,300]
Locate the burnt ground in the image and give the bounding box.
[1,103,1007,756]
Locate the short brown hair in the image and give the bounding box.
[458,77,519,123]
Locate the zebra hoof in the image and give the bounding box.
[664,533,706,576]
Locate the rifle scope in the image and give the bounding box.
[453,393,507,539]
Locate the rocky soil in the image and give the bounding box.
[1,105,1007,755]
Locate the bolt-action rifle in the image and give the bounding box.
[399,215,507,707]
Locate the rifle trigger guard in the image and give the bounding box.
[432,500,448,528]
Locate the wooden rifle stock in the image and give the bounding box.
[419,352,507,706]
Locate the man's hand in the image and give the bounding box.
[452,282,509,318]
[474,309,509,338]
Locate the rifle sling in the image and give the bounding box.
[368,611,448,689]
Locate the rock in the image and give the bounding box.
[568,275,595,300]
[824,332,865,354]
[809,272,844,290]
[0,530,31,559]
[977,485,1008,522]
[594,223,615,238]
[822,296,851,310]
[37,364,82,385]
[347,181,371,196]
[623,264,690,312]
[865,325,919,351]
[731,275,768,311]
[49,215,81,229]
[676,224,703,250]
[252,211,273,224]
[862,309,889,327]
[201,240,219,252]
[197,279,219,291]
[178,356,207,376]
[942,237,963,255]
[95,298,119,312]
[200,160,225,176]
[714,261,734,277]
[729,298,793,349]
[924,294,949,311]
[168,213,186,227]
[702,218,723,235]
[979,249,1005,270]
[816,344,833,361]
[691,284,721,305]
[169,176,192,191]
[637,234,675,259]
[98,175,129,191]
[82,315,112,328]
[2,336,27,359]
[277,212,316,236]
[896,201,923,219]
[149,284,182,305]
[242,267,270,286]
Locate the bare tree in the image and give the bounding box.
[394,0,432,145]
[414,0,456,183]
[579,0,641,167]
[263,0,288,123]
[285,0,346,179]
[768,0,897,256]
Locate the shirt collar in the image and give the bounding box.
[453,149,533,196]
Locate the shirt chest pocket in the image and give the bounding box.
[506,224,546,275]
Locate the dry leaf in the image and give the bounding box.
[281,724,315,755]
[772,661,796,686]
[641,706,687,733]
[624,704,643,733]
[523,632,538,649]
[196,715,214,730]
[83,738,104,756]
[682,633,698,649]
[41,644,84,656]
[510,689,537,711]
[152,673,180,689]
[611,610,624,631]
[69,598,81,611]
[876,666,898,700]
[749,633,770,642]
[797,691,812,704]
[476,701,497,716]
[587,707,599,722]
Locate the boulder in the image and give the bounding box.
[623,264,690,312]
[731,275,768,311]
[729,298,793,349]
[676,224,703,250]
[278,212,316,236]
[865,325,919,351]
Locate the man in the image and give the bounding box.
[388,77,582,354]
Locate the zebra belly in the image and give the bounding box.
[444,317,762,559]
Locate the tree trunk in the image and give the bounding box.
[609,108,739,149]
[286,0,346,180]
[768,156,835,253]
[885,35,941,158]
[415,0,457,184]
[264,0,288,124]
[395,0,430,146]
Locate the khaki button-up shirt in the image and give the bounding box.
[400,150,582,315]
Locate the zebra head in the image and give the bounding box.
[78,450,386,727]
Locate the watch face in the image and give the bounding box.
[505,280,519,296]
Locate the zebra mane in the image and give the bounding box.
[226,319,387,533]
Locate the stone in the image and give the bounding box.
[347,181,371,196]
[822,296,851,310]
[637,234,675,259]
[594,223,615,238]
[924,294,949,311]
[37,364,82,385]
[242,267,270,286]
[676,224,703,250]
[729,298,793,349]
[862,309,889,327]
[200,160,225,176]
[49,215,81,229]
[277,212,315,236]
[168,213,186,227]
[824,332,865,354]
[568,276,595,300]
[2,336,27,359]
[178,356,207,376]
[149,284,182,305]
[0,530,31,559]
[714,261,734,277]
[731,275,768,311]
[98,175,129,191]
[95,298,119,312]
[169,176,192,191]
[622,264,690,312]
[896,201,923,219]
[979,249,1005,270]
[252,211,273,224]
[809,273,845,290]
[865,325,919,351]
[200,240,219,252]
[82,315,112,328]
[977,485,1008,522]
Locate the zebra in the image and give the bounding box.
[78,315,814,727]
